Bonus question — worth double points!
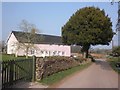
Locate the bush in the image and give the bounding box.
[112,46,120,57]
[108,57,120,74]
[88,54,95,62]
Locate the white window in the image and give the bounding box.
[45,51,48,54]
[49,51,50,56]
[62,52,65,56]
[53,51,55,56]
[40,50,44,54]
[58,51,61,56]
[11,49,14,54]
[31,50,35,54]
[53,51,57,56]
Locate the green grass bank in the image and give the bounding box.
[39,61,92,85]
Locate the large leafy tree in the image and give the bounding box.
[62,7,114,58]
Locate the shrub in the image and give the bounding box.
[112,46,120,57]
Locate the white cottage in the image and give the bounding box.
[7,31,71,57]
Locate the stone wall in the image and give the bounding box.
[36,56,90,80]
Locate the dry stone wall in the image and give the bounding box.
[36,56,90,80]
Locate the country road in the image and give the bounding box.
[50,59,119,88]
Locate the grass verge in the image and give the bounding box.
[39,61,92,85]
[107,57,120,74]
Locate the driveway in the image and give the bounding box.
[12,81,48,88]
[50,59,119,88]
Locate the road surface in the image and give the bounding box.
[50,59,119,88]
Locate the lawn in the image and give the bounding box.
[107,56,120,74]
[0,54,31,61]
[39,61,92,85]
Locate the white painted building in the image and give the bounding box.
[7,31,71,57]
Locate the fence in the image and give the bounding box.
[1,57,35,89]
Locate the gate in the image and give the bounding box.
[2,58,34,88]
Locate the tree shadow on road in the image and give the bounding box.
[94,59,112,71]
[11,81,48,88]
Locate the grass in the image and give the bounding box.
[1,54,92,85]
[39,62,92,85]
[0,54,32,61]
[107,57,120,74]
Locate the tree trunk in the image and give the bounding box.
[26,54,28,58]
[86,50,89,58]
[83,50,89,58]
[26,47,29,58]
[81,44,90,58]
[83,52,86,58]
[15,51,18,57]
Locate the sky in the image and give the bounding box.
[1,2,118,49]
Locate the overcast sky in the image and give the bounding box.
[1,2,118,49]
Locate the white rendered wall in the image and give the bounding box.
[16,44,71,57]
[34,44,71,57]
[7,33,18,54]
[7,33,26,56]
[7,33,71,57]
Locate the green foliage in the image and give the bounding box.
[62,7,113,50]
[112,46,120,56]
[1,54,31,61]
[108,57,120,74]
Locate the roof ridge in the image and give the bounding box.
[11,31,62,44]
[12,30,61,37]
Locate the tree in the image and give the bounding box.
[0,41,6,53]
[12,42,24,57]
[16,20,40,58]
[0,41,3,53]
[62,7,114,58]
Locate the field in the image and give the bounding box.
[90,53,106,59]
[71,53,106,59]
[0,54,31,61]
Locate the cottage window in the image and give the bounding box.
[48,51,50,56]
[53,51,57,56]
[58,51,61,56]
[31,50,34,54]
[45,51,48,54]
[62,52,65,55]
[40,50,44,54]
[11,49,14,54]
[53,51,55,56]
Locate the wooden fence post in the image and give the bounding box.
[9,60,14,87]
[32,55,36,82]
